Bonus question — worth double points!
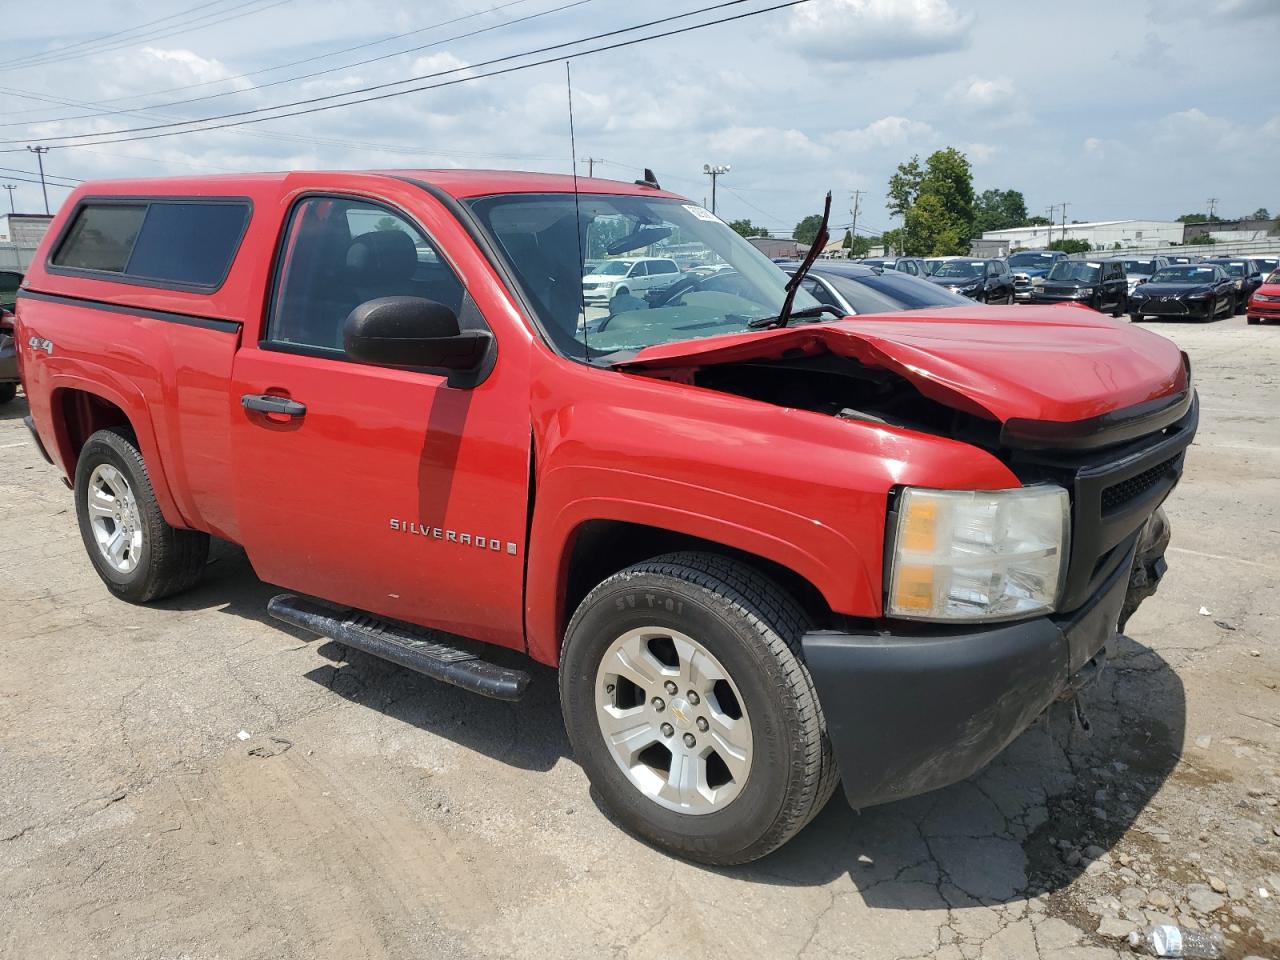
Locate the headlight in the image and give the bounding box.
[1031,277,1045,287]
[887,486,1069,622]
[1075,287,1095,296]
[1186,291,1209,300]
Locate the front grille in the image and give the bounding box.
[1101,456,1177,513]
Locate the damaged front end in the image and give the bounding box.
[617,314,1196,809]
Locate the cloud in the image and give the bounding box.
[824,116,934,152]
[946,76,1014,111]
[785,0,973,61]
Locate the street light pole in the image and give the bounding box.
[27,146,51,214]
[702,163,729,215]
[2,184,16,214]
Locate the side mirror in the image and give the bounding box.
[343,297,490,372]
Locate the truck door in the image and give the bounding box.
[230,194,531,651]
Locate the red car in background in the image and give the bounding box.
[1247,270,1280,325]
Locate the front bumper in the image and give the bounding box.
[1132,297,1214,318]
[1030,292,1089,305]
[1248,299,1280,320]
[803,534,1139,810]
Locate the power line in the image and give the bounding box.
[0,0,592,130]
[0,0,545,117]
[3,184,16,213]
[0,164,81,184]
[3,0,807,150]
[2,0,288,73]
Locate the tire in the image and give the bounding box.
[560,552,837,865]
[0,382,16,405]
[1129,313,1143,323]
[74,426,209,603]
[1234,295,1245,315]
[615,286,629,298]
[1248,316,1261,325]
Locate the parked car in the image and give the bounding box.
[922,255,964,275]
[1249,255,1279,277]
[0,269,22,405]
[927,258,1015,303]
[1165,254,1203,265]
[1246,269,1280,325]
[581,256,681,304]
[857,256,929,276]
[1112,256,1170,295]
[1007,250,1067,302]
[1029,259,1128,316]
[16,170,1197,865]
[1200,257,1266,313]
[778,261,971,314]
[1128,264,1235,322]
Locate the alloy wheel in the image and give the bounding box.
[595,626,753,814]
[86,463,144,574]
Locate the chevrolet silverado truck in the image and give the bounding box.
[14,170,1196,865]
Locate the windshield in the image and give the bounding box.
[1213,262,1246,277]
[820,270,970,312]
[466,193,818,360]
[1007,253,1056,269]
[932,261,983,279]
[1151,266,1216,283]
[1121,260,1157,274]
[1047,262,1101,282]
[593,260,631,276]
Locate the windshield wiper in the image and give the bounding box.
[746,303,844,329]
[750,190,832,331]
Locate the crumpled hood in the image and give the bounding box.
[614,305,1188,424]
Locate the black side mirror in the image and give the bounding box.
[343,297,490,373]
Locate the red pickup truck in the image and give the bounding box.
[15,170,1195,865]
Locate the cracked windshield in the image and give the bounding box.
[467,193,819,360]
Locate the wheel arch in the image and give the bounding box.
[526,515,835,668]
[48,378,187,528]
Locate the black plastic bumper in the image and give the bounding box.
[23,415,53,464]
[803,542,1135,810]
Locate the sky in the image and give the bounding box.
[2,0,1278,238]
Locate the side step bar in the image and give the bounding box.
[267,593,530,701]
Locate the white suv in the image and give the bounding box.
[581,257,681,303]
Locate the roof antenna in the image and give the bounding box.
[635,168,661,190]
[566,60,590,363]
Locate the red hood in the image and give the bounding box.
[614,304,1188,424]
[1253,281,1280,297]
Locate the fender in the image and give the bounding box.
[523,466,880,667]
[41,364,190,529]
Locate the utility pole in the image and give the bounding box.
[2,184,15,215]
[1206,197,1219,220]
[579,157,601,178]
[702,163,729,214]
[849,190,864,252]
[1059,202,1070,243]
[27,145,51,215]
[1046,205,1056,246]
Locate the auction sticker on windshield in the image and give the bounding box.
[683,204,721,222]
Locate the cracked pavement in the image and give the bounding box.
[1,314,1277,959]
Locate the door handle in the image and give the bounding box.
[241,394,306,417]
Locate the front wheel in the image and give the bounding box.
[0,382,16,405]
[1129,312,1143,323]
[74,427,209,603]
[560,552,836,865]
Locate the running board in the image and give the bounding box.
[267,593,530,701]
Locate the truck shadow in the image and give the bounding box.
[155,539,570,773]
[721,632,1186,908]
[159,545,1184,891]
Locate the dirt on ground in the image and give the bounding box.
[1,314,1277,960]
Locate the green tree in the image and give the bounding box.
[841,229,852,249]
[973,188,1029,234]
[374,216,400,231]
[728,218,769,238]
[1249,207,1270,220]
[793,214,825,245]
[896,147,975,256]
[847,233,872,258]
[887,155,923,219]
[1176,212,1219,224]
[1186,234,1217,246]
[1047,238,1091,254]
[1024,215,1052,226]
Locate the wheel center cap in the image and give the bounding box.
[669,697,692,727]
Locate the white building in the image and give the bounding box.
[981,219,1184,251]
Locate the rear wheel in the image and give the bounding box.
[1129,313,1143,323]
[0,382,16,405]
[560,552,836,865]
[1248,316,1261,325]
[74,427,209,603]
